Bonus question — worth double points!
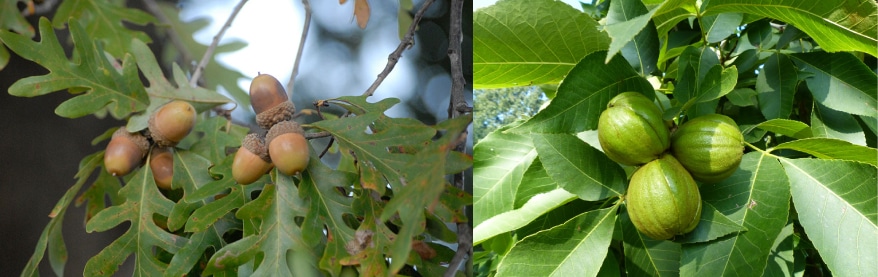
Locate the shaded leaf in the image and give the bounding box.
[381,115,471,275]
[620,209,681,277]
[531,133,626,201]
[702,0,878,56]
[299,148,357,276]
[126,39,231,132]
[757,53,798,120]
[509,51,653,134]
[84,158,188,276]
[164,217,237,277]
[497,206,618,277]
[726,88,758,107]
[772,137,878,167]
[205,181,316,275]
[313,97,435,196]
[762,223,796,277]
[166,150,217,231]
[605,0,661,74]
[52,0,155,57]
[674,202,746,244]
[681,152,791,276]
[21,152,104,277]
[0,18,149,119]
[473,0,610,88]
[790,52,878,118]
[188,116,248,164]
[0,0,34,38]
[781,158,877,277]
[701,13,743,43]
[515,158,558,209]
[811,101,867,146]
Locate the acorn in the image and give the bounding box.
[232,133,274,185]
[150,147,174,190]
[266,121,309,175]
[149,100,196,147]
[104,127,150,176]
[250,73,295,129]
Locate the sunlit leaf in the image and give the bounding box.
[702,0,878,56]
[681,152,790,275]
[781,158,877,277]
[474,0,610,88]
[474,188,576,245]
[497,206,618,277]
[473,128,537,226]
[772,137,878,167]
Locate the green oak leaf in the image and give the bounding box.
[0,18,149,119]
[52,0,155,57]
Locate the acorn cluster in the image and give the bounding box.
[597,92,744,240]
[104,100,197,190]
[232,73,310,185]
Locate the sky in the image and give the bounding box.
[473,0,584,11]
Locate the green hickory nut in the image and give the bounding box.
[598,92,670,166]
[626,154,702,240]
[670,113,744,183]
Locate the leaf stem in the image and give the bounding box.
[286,0,312,99]
[361,0,436,97]
[189,0,249,88]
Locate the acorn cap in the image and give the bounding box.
[256,101,296,130]
[242,133,271,162]
[114,127,150,156]
[266,120,305,144]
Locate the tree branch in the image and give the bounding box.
[189,0,249,88]
[444,0,472,276]
[361,0,436,97]
[286,0,312,99]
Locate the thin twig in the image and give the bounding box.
[304,131,331,139]
[142,0,196,71]
[189,0,249,87]
[361,0,436,97]
[286,0,312,99]
[444,0,472,276]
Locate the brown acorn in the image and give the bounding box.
[149,100,196,147]
[250,74,295,129]
[104,127,150,176]
[266,121,309,175]
[232,133,274,185]
[150,147,174,190]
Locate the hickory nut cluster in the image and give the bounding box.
[232,74,310,185]
[104,100,197,190]
[597,92,744,240]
